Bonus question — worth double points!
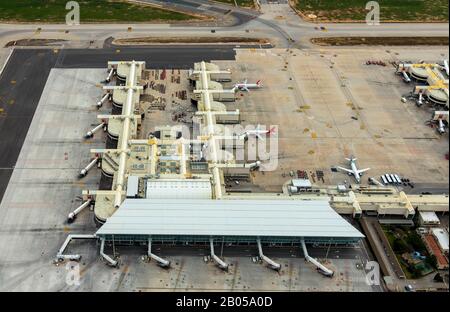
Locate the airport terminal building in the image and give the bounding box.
[56,59,446,275]
[96,199,364,246]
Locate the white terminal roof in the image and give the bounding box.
[419,211,440,223]
[431,228,449,252]
[146,179,212,199]
[126,176,139,198]
[96,199,364,238]
[292,179,312,188]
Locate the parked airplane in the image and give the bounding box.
[337,157,370,183]
[232,79,262,92]
[239,125,276,140]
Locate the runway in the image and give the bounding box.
[0,49,59,200]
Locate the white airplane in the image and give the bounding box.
[239,125,276,140]
[232,79,262,92]
[337,157,370,184]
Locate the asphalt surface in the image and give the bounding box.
[142,0,258,26]
[150,244,365,259]
[404,183,449,195]
[0,46,237,203]
[54,46,236,68]
[0,49,59,201]
[1,2,447,52]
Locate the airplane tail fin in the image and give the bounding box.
[256,80,262,86]
[268,126,277,136]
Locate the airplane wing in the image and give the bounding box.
[238,132,248,140]
[256,133,265,141]
[337,166,353,174]
[357,168,370,174]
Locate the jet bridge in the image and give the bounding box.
[209,238,229,271]
[148,237,170,268]
[256,237,281,271]
[300,238,334,277]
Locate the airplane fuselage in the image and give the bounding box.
[350,161,361,183]
[234,80,262,92]
[246,130,269,135]
[236,83,260,90]
[337,158,369,183]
